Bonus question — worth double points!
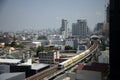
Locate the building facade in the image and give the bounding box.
[65,37,79,50]
[72,20,89,39]
[38,51,60,64]
[60,19,68,39]
[94,23,104,34]
[47,35,64,46]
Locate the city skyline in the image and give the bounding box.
[0,0,108,32]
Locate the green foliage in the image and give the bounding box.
[37,46,45,52]
[36,46,59,57]
[65,45,73,50]
[16,43,24,48]
[11,42,24,48]
[37,46,59,52]
[45,47,59,51]
[11,42,17,47]
[99,36,106,51]
[36,46,44,57]
[30,47,36,52]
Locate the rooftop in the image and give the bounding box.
[0,72,25,80]
[31,63,49,70]
[77,62,109,73]
[0,59,22,64]
[18,59,50,70]
[76,70,102,80]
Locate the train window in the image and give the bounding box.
[58,64,64,69]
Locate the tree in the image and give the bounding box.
[30,47,36,52]
[16,43,24,48]
[37,46,45,52]
[45,46,59,51]
[11,42,17,47]
[11,42,24,48]
[65,45,73,50]
[36,46,45,57]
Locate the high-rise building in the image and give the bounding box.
[60,19,68,38]
[106,3,109,23]
[103,3,109,38]
[72,20,89,39]
[94,23,104,34]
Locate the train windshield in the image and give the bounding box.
[58,64,64,69]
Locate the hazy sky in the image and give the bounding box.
[0,0,108,32]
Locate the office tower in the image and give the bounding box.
[60,19,68,38]
[72,19,89,39]
[106,3,109,23]
[103,3,109,38]
[94,23,104,34]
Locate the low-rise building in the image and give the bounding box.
[55,62,109,80]
[98,49,109,64]
[38,51,60,64]
[76,44,87,53]
[65,37,79,50]
[77,62,109,80]
[48,35,64,46]
[25,41,41,49]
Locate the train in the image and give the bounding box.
[58,41,98,69]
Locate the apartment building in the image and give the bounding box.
[39,51,60,64]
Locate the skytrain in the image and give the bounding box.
[58,41,98,69]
